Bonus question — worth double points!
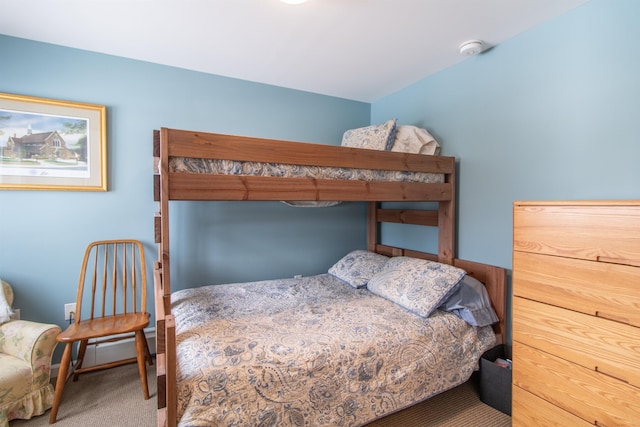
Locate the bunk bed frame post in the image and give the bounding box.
[438,167,456,264]
[366,202,378,253]
[154,129,177,427]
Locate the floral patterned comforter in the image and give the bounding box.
[169,157,444,184]
[171,274,495,427]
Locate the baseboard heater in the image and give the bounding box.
[51,327,156,379]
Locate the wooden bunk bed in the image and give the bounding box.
[152,127,506,427]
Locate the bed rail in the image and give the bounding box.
[153,128,455,202]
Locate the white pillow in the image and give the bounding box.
[390,125,440,155]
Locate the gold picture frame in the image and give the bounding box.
[0,92,107,191]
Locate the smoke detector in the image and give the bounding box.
[459,40,486,56]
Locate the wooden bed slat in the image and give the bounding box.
[164,315,176,424]
[164,128,454,174]
[167,173,452,202]
[154,214,161,243]
[366,203,379,253]
[156,353,166,409]
[153,263,165,344]
[375,244,439,262]
[153,129,160,157]
[376,208,439,226]
[438,199,455,263]
[153,175,160,202]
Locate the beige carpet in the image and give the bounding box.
[11,365,510,426]
[11,363,157,427]
[366,378,511,427]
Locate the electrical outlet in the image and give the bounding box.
[64,303,76,322]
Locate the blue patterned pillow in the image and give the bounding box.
[341,119,397,151]
[328,250,390,288]
[367,257,466,317]
[439,275,499,326]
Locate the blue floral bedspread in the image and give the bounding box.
[169,157,444,184]
[171,274,495,426]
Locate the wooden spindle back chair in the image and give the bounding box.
[50,240,153,424]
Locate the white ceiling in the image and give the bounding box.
[1,0,589,102]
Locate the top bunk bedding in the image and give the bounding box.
[169,157,444,184]
[153,127,455,202]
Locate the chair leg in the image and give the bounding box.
[135,330,150,400]
[49,342,73,424]
[73,339,88,381]
[143,334,154,366]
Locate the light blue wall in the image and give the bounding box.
[3,0,638,359]
[372,0,640,270]
[0,35,370,349]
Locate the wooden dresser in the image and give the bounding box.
[512,201,640,427]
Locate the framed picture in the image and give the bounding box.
[0,92,107,191]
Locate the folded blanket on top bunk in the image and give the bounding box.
[170,252,496,426]
[341,119,440,156]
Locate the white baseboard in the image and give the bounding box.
[51,327,155,379]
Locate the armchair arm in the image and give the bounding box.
[0,320,60,386]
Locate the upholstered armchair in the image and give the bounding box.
[0,280,61,426]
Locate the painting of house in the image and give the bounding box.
[4,129,78,161]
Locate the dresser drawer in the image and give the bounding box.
[513,251,640,327]
[513,202,640,266]
[512,385,593,427]
[513,342,640,427]
[513,297,640,388]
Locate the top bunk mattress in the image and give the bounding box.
[169,157,445,184]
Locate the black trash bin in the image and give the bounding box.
[479,344,512,416]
